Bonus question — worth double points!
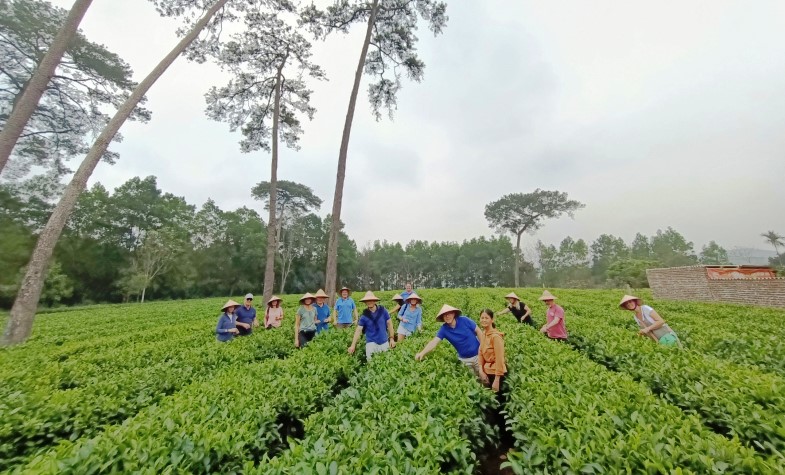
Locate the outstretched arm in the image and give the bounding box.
[387,319,396,348]
[348,325,363,354]
[415,337,441,361]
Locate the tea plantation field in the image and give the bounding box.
[1,289,785,474]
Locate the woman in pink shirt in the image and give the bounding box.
[538,290,568,341]
[265,295,284,329]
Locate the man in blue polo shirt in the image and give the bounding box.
[235,293,258,336]
[334,286,358,328]
[415,304,487,382]
[348,291,396,360]
[314,288,332,334]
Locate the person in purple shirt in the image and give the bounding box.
[234,293,258,336]
[415,304,487,382]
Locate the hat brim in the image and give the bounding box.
[436,310,460,322]
[619,298,641,308]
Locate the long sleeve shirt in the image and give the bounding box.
[478,328,507,376]
[398,305,422,333]
[215,312,236,342]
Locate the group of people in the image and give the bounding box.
[215,285,681,392]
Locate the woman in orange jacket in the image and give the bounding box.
[478,309,507,394]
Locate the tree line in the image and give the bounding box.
[5,173,776,310]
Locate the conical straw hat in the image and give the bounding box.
[406,293,423,303]
[505,292,521,301]
[618,295,641,308]
[359,291,380,302]
[538,290,557,301]
[391,294,403,302]
[339,286,351,293]
[267,295,282,305]
[299,292,316,303]
[222,299,241,311]
[314,289,329,298]
[436,304,461,321]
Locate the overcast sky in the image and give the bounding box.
[49,0,785,255]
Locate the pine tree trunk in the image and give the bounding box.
[514,232,522,288]
[0,0,94,173]
[324,0,380,306]
[1,0,230,346]
[263,58,287,304]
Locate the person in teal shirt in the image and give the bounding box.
[334,286,358,328]
[295,293,318,348]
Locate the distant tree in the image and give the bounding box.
[251,180,322,240]
[119,228,184,303]
[205,5,323,305]
[699,241,730,265]
[607,259,658,289]
[252,180,322,293]
[630,232,652,260]
[485,189,584,287]
[302,0,449,304]
[761,231,784,266]
[650,227,697,267]
[590,234,629,280]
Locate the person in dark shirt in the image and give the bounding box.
[497,292,536,327]
[234,293,258,335]
[348,291,396,360]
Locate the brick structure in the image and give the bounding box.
[646,265,785,308]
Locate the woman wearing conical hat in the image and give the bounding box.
[415,304,488,383]
[478,309,507,395]
[619,295,681,346]
[496,292,536,327]
[216,300,241,342]
[538,290,568,341]
[348,291,396,360]
[390,282,417,315]
[314,289,332,334]
[295,293,318,348]
[396,293,423,342]
[390,293,404,314]
[265,295,284,329]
